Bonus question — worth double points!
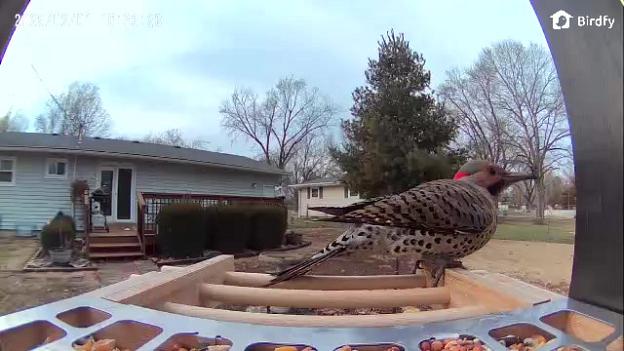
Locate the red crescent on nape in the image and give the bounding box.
[453,171,470,180]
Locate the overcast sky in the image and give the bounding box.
[0,0,549,156]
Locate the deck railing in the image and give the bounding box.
[137,191,146,254]
[136,192,285,255]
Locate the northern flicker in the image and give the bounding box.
[271,160,535,286]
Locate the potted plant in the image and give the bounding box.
[70,179,89,219]
[71,179,90,203]
[41,212,76,265]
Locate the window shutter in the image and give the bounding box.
[307,187,310,199]
[344,187,348,198]
[320,187,323,199]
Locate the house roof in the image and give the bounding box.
[0,132,286,175]
[289,176,343,188]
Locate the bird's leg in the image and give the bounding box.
[426,258,449,287]
[431,265,446,287]
[433,259,465,288]
[411,259,424,275]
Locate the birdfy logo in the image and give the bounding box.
[550,10,616,30]
[550,10,573,30]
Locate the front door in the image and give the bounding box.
[97,166,135,222]
[98,168,115,221]
[116,168,133,221]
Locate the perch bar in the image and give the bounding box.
[160,301,489,327]
[223,272,426,290]
[199,283,450,308]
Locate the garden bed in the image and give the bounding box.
[152,251,222,267]
[22,248,97,272]
[152,241,311,267]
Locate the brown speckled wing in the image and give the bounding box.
[308,195,390,216]
[329,180,496,234]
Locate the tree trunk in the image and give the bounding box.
[535,178,546,224]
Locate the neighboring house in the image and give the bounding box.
[290,177,362,218]
[0,132,285,232]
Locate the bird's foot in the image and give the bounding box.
[446,260,465,269]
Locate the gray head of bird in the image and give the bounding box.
[453,160,537,196]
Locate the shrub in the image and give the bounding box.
[203,205,218,250]
[40,212,76,251]
[248,206,287,251]
[156,203,206,258]
[158,203,288,255]
[209,205,251,254]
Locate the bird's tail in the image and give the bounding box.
[268,246,346,286]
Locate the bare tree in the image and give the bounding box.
[489,41,570,222]
[143,128,207,149]
[0,110,28,132]
[441,40,570,222]
[289,133,341,184]
[35,81,111,137]
[220,77,337,169]
[440,66,516,169]
[512,180,536,211]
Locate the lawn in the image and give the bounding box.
[494,216,575,244]
[289,216,347,229]
[290,215,575,244]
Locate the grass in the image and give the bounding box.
[288,216,347,229]
[290,214,575,244]
[494,216,575,244]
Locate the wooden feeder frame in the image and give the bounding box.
[104,255,560,328]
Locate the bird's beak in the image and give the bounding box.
[502,172,537,185]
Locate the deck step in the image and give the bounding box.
[90,232,137,238]
[89,242,141,249]
[89,251,144,259]
[89,235,140,245]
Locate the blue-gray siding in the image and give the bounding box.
[0,151,281,231]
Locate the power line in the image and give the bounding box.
[30,64,69,119]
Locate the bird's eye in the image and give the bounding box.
[489,168,496,175]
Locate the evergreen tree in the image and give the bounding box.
[331,30,460,197]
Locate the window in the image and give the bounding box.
[311,187,319,198]
[0,157,16,185]
[310,186,323,199]
[263,185,276,197]
[46,158,68,179]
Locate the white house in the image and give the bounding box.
[0,132,285,233]
[290,177,362,218]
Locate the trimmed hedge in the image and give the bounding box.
[248,206,287,251]
[41,212,76,251]
[210,205,252,254]
[156,203,288,256]
[156,203,206,258]
[203,205,218,250]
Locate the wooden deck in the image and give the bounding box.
[88,223,144,259]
